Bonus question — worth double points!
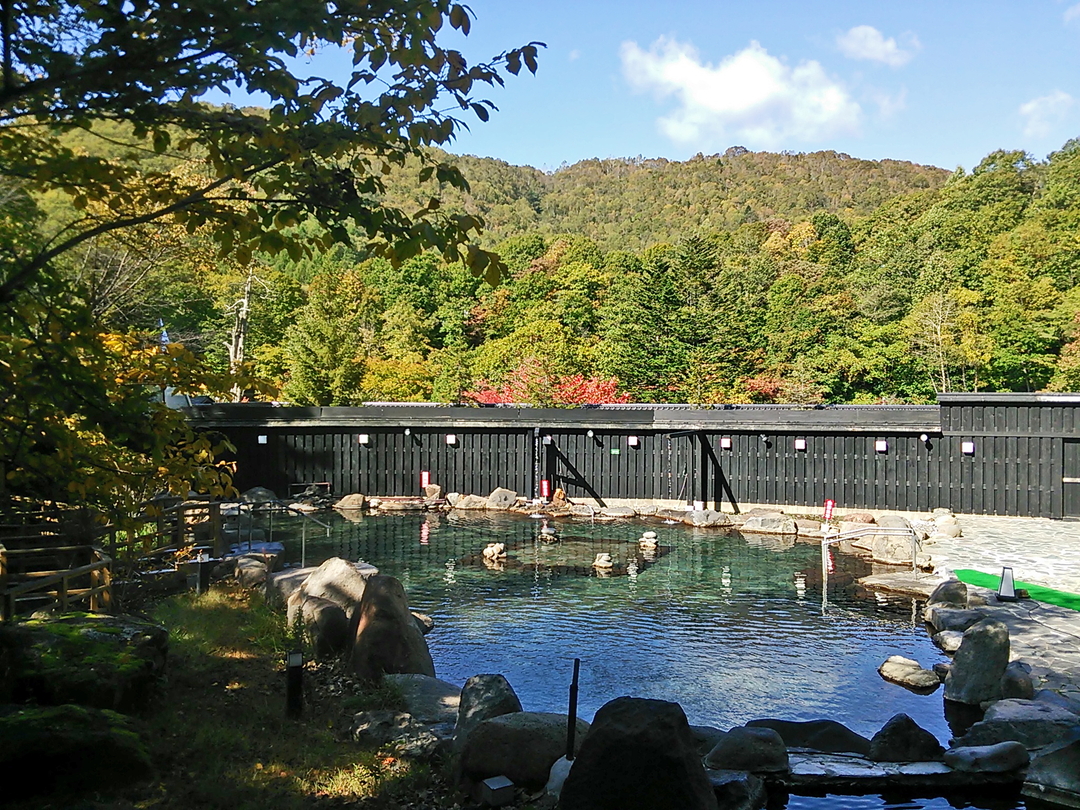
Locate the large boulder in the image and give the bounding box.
[234,555,269,589]
[297,557,377,619]
[286,593,350,659]
[334,493,366,510]
[703,726,789,774]
[943,741,1029,773]
[1024,729,1080,807]
[559,697,717,810]
[349,575,436,682]
[878,656,940,691]
[927,579,968,608]
[705,769,766,810]
[925,607,988,633]
[486,488,518,510]
[266,566,318,608]
[384,673,460,725]
[0,613,168,712]
[453,494,489,510]
[869,714,944,762]
[454,673,523,751]
[871,515,916,565]
[954,699,1080,749]
[944,618,1010,705]
[241,486,278,504]
[460,711,587,790]
[1001,661,1035,700]
[0,704,152,799]
[683,510,731,528]
[739,513,796,535]
[745,719,871,755]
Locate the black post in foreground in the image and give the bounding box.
[566,657,581,760]
[286,650,303,718]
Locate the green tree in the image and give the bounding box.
[282,268,381,405]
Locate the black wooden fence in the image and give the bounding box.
[186,393,1080,519]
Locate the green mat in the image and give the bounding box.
[953,569,1080,612]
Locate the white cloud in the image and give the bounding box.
[836,25,918,67]
[1065,3,1080,23]
[568,49,581,62]
[871,88,907,120]
[620,37,861,149]
[1019,90,1075,138]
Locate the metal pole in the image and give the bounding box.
[566,657,580,760]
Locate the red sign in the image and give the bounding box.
[540,479,551,498]
[420,470,430,489]
[823,499,836,521]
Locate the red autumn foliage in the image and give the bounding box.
[465,362,631,405]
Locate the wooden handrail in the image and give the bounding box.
[1,548,113,621]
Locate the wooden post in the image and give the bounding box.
[209,501,224,557]
[100,562,113,613]
[58,577,68,612]
[89,567,99,611]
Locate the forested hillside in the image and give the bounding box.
[30,131,1080,406]
[383,147,948,251]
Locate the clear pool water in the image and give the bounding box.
[276,510,1026,810]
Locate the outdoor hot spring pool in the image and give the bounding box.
[270,510,1027,810]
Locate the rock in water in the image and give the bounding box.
[1024,730,1080,807]
[703,726,789,773]
[869,713,944,762]
[944,618,1010,704]
[349,575,435,682]
[745,718,871,755]
[878,655,941,691]
[954,699,1080,748]
[559,697,718,810]
[944,741,1030,773]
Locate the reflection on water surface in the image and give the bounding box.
[279,511,1026,810]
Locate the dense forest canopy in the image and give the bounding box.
[27,126,1079,409]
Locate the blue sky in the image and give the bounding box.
[239,1,1080,172]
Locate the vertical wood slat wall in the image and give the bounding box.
[203,395,1080,518]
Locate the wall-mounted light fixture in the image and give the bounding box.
[919,433,929,443]
[794,438,807,451]
[720,437,732,450]
[627,435,640,447]
[961,441,976,455]
[357,433,370,445]
[404,428,411,436]
[586,430,595,439]
[445,434,457,445]
[875,440,888,453]
[257,435,268,445]
[542,435,553,445]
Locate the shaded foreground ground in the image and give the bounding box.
[10,585,478,810]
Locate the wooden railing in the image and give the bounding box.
[0,544,113,620]
[0,497,224,620]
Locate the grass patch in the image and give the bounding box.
[7,583,459,810]
[953,569,1080,612]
